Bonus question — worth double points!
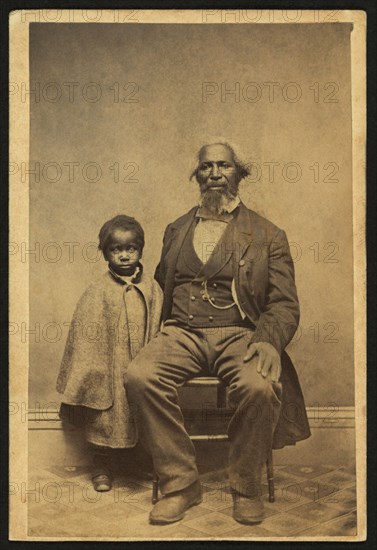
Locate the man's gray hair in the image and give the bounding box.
[189,140,251,182]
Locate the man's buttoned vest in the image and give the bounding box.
[171,216,247,327]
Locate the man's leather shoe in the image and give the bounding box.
[149,480,202,524]
[232,492,264,524]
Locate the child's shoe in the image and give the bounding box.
[92,473,112,492]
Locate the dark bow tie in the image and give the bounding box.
[195,207,234,223]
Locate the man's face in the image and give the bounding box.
[196,144,240,200]
[104,229,142,276]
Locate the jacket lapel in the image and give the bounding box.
[231,203,262,317]
[232,202,254,264]
[162,207,197,320]
[165,207,197,276]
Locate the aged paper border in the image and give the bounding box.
[9,9,366,541]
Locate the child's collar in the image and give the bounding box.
[108,263,143,285]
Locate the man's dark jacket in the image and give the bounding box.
[154,202,311,448]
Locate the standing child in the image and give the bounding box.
[56,215,163,491]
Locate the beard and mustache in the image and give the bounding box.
[199,180,240,214]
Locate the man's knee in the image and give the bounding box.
[230,370,278,404]
[126,353,175,397]
[229,373,281,428]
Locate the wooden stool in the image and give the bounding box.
[152,376,275,504]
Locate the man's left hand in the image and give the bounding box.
[243,342,281,383]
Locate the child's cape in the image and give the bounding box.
[56,271,163,410]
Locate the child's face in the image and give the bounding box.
[105,229,142,276]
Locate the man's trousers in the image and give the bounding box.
[126,321,282,497]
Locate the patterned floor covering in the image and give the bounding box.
[27,462,357,539]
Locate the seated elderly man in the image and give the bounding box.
[126,141,310,525]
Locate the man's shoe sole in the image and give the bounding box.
[149,496,202,525]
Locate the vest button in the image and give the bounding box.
[189,314,194,320]
[213,283,217,288]
[208,315,214,321]
[191,296,196,301]
[239,259,246,266]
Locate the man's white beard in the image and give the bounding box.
[200,188,236,214]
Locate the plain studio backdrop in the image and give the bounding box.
[28,23,353,412]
